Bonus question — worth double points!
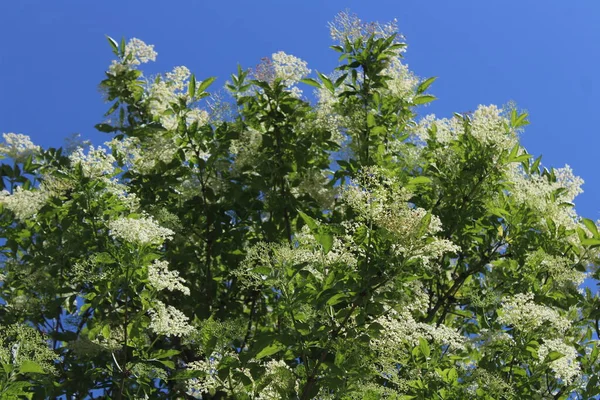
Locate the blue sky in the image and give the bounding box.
[1,0,599,219]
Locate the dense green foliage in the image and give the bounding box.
[1,12,600,399]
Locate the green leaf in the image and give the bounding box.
[106,35,119,55]
[197,77,216,93]
[418,337,431,357]
[255,342,285,359]
[298,210,318,231]
[582,218,599,237]
[413,94,436,105]
[188,74,196,98]
[546,351,565,362]
[317,232,334,254]
[19,361,45,374]
[317,71,335,94]
[416,77,436,94]
[367,113,376,128]
[300,78,322,89]
[151,349,180,360]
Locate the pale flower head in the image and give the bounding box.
[108,215,174,246]
[0,186,49,221]
[0,133,40,162]
[108,38,157,75]
[148,300,195,337]
[147,260,190,295]
[538,339,580,385]
[271,51,310,86]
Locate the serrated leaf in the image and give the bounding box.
[255,342,285,359]
[188,74,196,98]
[413,94,436,105]
[19,361,45,374]
[197,77,216,94]
[416,77,436,94]
[298,210,318,231]
[582,218,599,237]
[300,78,322,89]
[106,35,119,55]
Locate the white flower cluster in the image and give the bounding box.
[108,215,174,246]
[147,259,190,295]
[0,186,49,221]
[148,300,195,337]
[0,133,40,162]
[107,136,177,175]
[507,164,583,231]
[69,145,116,179]
[186,356,220,396]
[328,11,402,46]
[147,65,210,131]
[230,128,263,175]
[526,250,586,288]
[382,57,419,101]
[373,310,465,355]
[289,169,337,209]
[538,338,580,384]
[272,51,311,88]
[413,105,516,152]
[497,293,571,335]
[343,168,459,268]
[108,38,157,75]
[257,359,299,399]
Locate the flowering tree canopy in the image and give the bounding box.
[1,11,600,399]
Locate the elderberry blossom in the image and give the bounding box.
[538,339,580,384]
[148,300,195,337]
[108,38,156,75]
[0,133,40,162]
[108,215,174,246]
[0,186,49,221]
[272,51,310,87]
[147,260,190,295]
[69,145,116,179]
[507,164,583,231]
[497,293,571,335]
[329,10,402,46]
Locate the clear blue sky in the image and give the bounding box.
[1,0,599,219]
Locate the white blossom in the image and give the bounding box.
[148,300,195,337]
[498,293,571,335]
[538,339,580,384]
[271,51,310,87]
[69,145,116,179]
[147,260,190,295]
[108,38,157,75]
[0,186,49,221]
[108,215,174,246]
[0,133,40,162]
[329,11,401,45]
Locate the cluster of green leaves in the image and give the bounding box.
[1,15,600,400]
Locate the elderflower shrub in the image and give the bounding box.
[538,339,581,385]
[108,215,174,246]
[0,133,40,162]
[148,300,195,337]
[2,11,599,400]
